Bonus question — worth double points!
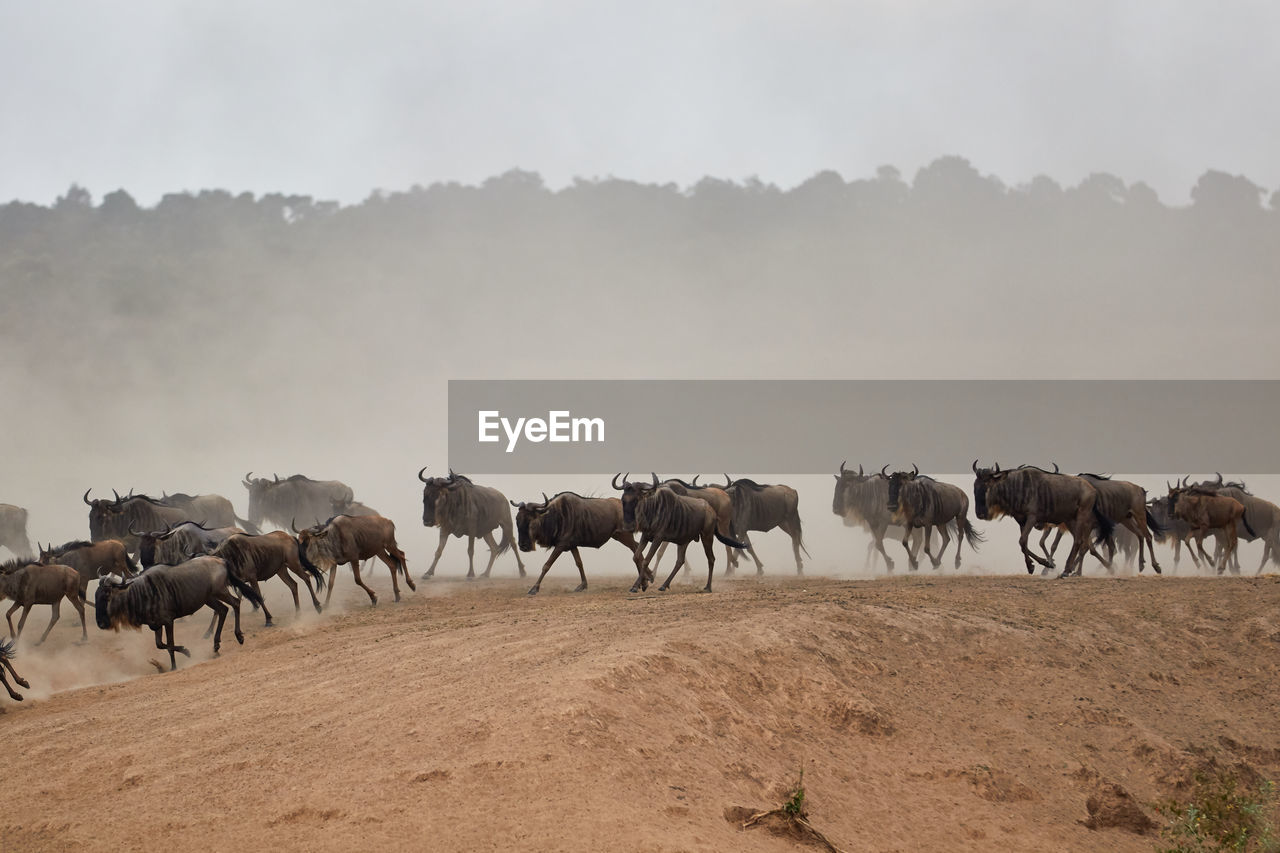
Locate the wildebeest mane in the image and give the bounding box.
[46,539,93,555]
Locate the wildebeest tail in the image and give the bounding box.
[297,541,321,576]
[1145,508,1167,538]
[958,515,985,551]
[226,570,265,609]
[1092,505,1116,546]
[1242,510,1258,539]
[0,637,15,662]
[493,523,513,556]
[715,532,750,550]
[302,560,325,590]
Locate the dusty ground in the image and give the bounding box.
[3,564,1279,852]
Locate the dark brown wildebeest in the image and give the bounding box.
[133,521,245,570]
[296,514,413,607]
[0,559,86,645]
[1,638,29,701]
[0,503,33,559]
[158,491,258,533]
[971,462,1116,578]
[1037,473,1164,575]
[37,539,138,601]
[718,474,809,574]
[884,466,984,570]
[1147,495,1210,572]
[84,490,197,551]
[832,462,923,572]
[627,475,736,575]
[1185,474,1280,575]
[513,492,642,595]
[214,531,327,624]
[1166,479,1256,575]
[417,468,524,580]
[617,476,748,593]
[242,473,354,531]
[95,556,263,671]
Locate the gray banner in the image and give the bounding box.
[447,380,1280,474]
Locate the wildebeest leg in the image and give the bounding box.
[480,532,501,579]
[70,591,87,643]
[206,600,229,657]
[505,523,526,576]
[15,604,34,640]
[252,580,275,627]
[649,542,668,574]
[34,600,60,646]
[864,538,877,570]
[350,560,378,605]
[527,547,565,596]
[871,523,895,572]
[216,589,245,645]
[658,542,691,592]
[900,527,919,571]
[465,536,477,580]
[6,601,23,639]
[289,563,324,613]
[930,524,951,570]
[701,533,716,592]
[276,569,301,614]
[1,668,22,700]
[374,549,407,601]
[158,622,191,671]
[628,535,651,593]
[1018,517,1054,574]
[570,548,588,592]
[423,529,449,579]
[1258,535,1278,575]
[739,532,765,576]
[0,653,28,691]
[324,566,339,607]
[779,520,805,574]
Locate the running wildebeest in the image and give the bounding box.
[0,503,33,559]
[884,466,983,570]
[832,462,923,572]
[95,556,263,671]
[617,475,748,593]
[214,531,327,624]
[1,638,29,701]
[242,473,354,531]
[1147,495,1210,572]
[627,475,736,575]
[84,490,198,551]
[37,539,138,600]
[1187,474,1280,575]
[132,521,245,570]
[296,514,413,607]
[1166,478,1256,575]
[417,468,524,580]
[1039,473,1164,574]
[513,491,641,595]
[0,559,86,645]
[158,491,258,533]
[971,461,1116,578]
[718,474,809,574]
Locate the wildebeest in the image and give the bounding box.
[213,531,326,624]
[884,466,983,570]
[158,491,258,533]
[1166,478,1256,575]
[1,638,29,701]
[1147,495,1208,572]
[242,472,354,531]
[417,468,525,580]
[513,491,641,595]
[718,474,809,574]
[84,490,197,551]
[37,539,138,601]
[617,475,748,593]
[133,521,245,569]
[831,462,923,572]
[628,475,736,575]
[1037,473,1164,574]
[1188,474,1280,575]
[95,556,263,671]
[0,503,33,559]
[297,514,414,607]
[971,462,1116,578]
[0,559,86,644]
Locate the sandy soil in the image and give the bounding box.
[3,564,1279,852]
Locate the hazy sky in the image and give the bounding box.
[2,1,1276,207]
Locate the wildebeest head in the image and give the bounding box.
[512,494,554,552]
[84,489,126,540]
[417,467,464,526]
[241,472,278,526]
[884,465,919,513]
[971,460,1012,521]
[294,519,337,571]
[93,570,130,630]
[612,473,657,530]
[831,462,869,516]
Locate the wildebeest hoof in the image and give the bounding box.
[264,620,274,628]
[15,677,30,689]
[573,583,587,592]
[421,572,433,580]
[528,586,540,596]
[313,603,323,613]
[10,693,22,701]
[406,580,417,591]
[235,632,244,644]
[394,593,402,602]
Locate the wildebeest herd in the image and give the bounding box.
[1,464,1277,704]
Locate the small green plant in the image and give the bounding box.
[1154,768,1278,853]
[784,767,807,816]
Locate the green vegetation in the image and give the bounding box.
[1155,769,1278,853]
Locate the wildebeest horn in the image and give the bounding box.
[417,466,429,483]
[291,518,300,534]
[611,473,627,490]
[1214,472,1224,485]
[994,462,1001,473]
[273,473,280,483]
[1052,462,1060,473]
[244,471,254,485]
[113,488,121,501]
[651,472,660,486]
[972,460,980,474]
[128,524,142,536]
[839,460,847,475]
[722,473,733,487]
[691,474,700,486]
[542,492,550,506]
[1181,475,1189,487]
[510,500,521,508]
[912,463,919,476]
[880,464,889,477]
[84,489,93,505]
